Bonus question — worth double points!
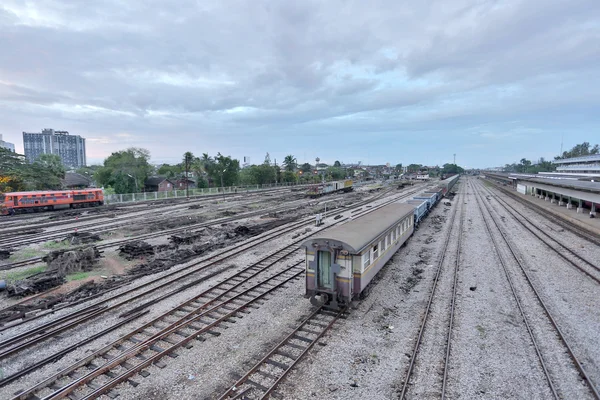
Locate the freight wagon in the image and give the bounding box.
[406,199,429,225]
[307,180,353,198]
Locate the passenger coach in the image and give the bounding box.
[302,203,415,309]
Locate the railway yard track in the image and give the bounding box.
[0,189,306,249]
[484,179,600,247]
[470,178,600,399]
[218,306,347,400]
[399,177,465,399]
[477,181,600,284]
[0,184,424,398]
[2,177,598,399]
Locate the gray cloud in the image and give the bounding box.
[0,0,598,167]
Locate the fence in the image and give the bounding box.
[103,181,308,204]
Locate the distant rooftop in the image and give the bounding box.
[553,154,600,164]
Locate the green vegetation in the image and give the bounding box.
[504,141,599,173]
[95,147,153,194]
[0,148,66,192]
[4,265,47,282]
[66,271,94,281]
[9,248,44,261]
[42,240,71,250]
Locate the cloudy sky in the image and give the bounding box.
[1,0,598,168]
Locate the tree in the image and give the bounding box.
[95,147,152,193]
[407,164,422,173]
[281,171,297,183]
[333,160,341,167]
[182,152,194,197]
[209,153,240,187]
[300,163,312,173]
[325,167,345,180]
[441,163,465,176]
[283,155,297,172]
[555,142,600,159]
[27,154,66,190]
[0,148,27,193]
[157,163,183,178]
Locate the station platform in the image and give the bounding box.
[507,186,600,237]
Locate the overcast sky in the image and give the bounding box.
[1,1,598,168]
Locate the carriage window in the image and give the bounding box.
[392,230,396,242]
[386,234,390,248]
[372,244,379,259]
[362,252,370,268]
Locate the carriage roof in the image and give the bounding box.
[302,202,414,253]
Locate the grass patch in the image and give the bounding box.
[476,324,486,338]
[4,265,47,283]
[66,271,93,281]
[42,240,71,250]
[9,248,44,261]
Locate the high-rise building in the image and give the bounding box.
[0,134,15,152]
[23,129,86,168]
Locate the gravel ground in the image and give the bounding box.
[0,186,401,396]
[444,180,554,399]
[272,187,460,399]
[478,182,600,280]
[472,178,600,397]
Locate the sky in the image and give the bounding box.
[0,0,599,169]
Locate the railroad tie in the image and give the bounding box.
[255,369,279,380]
[246,379,270,392]
[266,358,289,371]
[275,349,297,361]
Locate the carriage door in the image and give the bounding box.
[14,196,18,206]
[317,250,333,289]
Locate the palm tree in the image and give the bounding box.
[182,151,194,197]
[283,155,297,172]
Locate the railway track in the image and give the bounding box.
[471,179,600,399]
[0,186,302,233]
[399,178,464,399]
[0,186,413,384]
[218,306,346,400]
[477,181,600,285]
[484,178,600,247]
[0,198,310,271]
[12,263,305,399]
[0,190,305,248]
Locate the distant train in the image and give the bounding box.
[1,189,104,215]
[307,180,353,198]
[302,175,458,309]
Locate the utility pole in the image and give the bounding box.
[453,153,456,165]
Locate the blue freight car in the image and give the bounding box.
[406,199,429,225]
[413,192,438,209]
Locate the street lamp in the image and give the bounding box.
[220,168,227,200]
[126,174,138,192]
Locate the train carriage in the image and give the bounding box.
[302,203,415,309]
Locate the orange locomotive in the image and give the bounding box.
[0,189,104,215]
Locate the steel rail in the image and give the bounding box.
[399,179,462,399]
[33,266,305,400]
[473,179,600,399]
[483,178,600,247]
[218,307,345,400]
[470,179,560,399]
[441,184,465,399]
[478,181,600,284]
